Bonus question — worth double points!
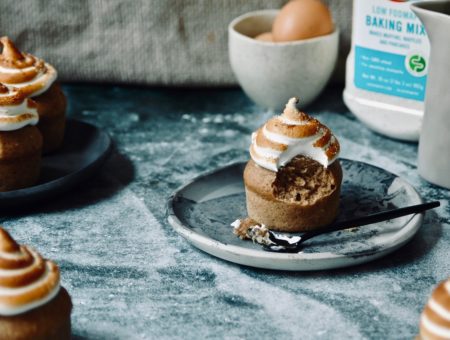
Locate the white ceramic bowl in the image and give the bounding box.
[228,9,339,110]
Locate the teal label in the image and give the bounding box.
[355,46,427,101]
[353,0,430,102]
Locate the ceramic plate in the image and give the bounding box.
[167,159,423,271]
[0,119,112,209]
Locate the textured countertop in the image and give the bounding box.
[2,84,449,339]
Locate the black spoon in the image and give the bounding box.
[264,201,440,253]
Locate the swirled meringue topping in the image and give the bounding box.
[250,97,340,172]
[420,278,450,340]
[0,227,60,316]
[0,84,39,131]
[0,36,57,97]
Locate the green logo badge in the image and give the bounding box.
[407,54,427,76]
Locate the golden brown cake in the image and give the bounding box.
[0,84,42,191]
[0,36,66,154]
[244,97,342,232]
[0,227,72,340]
[419,278,450,340]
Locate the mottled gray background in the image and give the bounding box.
[0,0,352,85]
[2,84,449,339]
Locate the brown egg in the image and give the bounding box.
[273,0,334,42]
[255,32,274,42]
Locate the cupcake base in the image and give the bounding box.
[33,83,67,154]
[37,114,66,155]
[0,126,42,192]
[0,287,72,340]
[244,156,342,232]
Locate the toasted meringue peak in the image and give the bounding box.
[0,84,39,131]
[281,97,310,123]
[0,228,20,252]
[0,37,25,63]
[420,278,450,340]
[250,97,340,172]
[0,227,61,316]
[0,37,57,97]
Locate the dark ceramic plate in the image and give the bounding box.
[167,159,424,271]
[0,119,112,209]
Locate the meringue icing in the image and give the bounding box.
[0,84,39,131]
[420,278,450,340]
[0,228,60,316]
[0,37,57,97]
[250,97,340,172]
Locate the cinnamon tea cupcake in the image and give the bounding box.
[244,97,342,232]
[0,84,42,191]
[418,278,450,340]
[0,227,72,339]
[0,36,66,154]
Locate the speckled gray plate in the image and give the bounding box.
[0,119,112,209]
[167,159,423,271]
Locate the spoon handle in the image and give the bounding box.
[299,201,440,244]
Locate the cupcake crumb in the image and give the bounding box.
[231,218,273,245]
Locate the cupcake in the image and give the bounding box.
[0,36,66,154]
[244,97,342,232]
[0,84,42,191]
[419,278,450,340]
[0,227,72,339]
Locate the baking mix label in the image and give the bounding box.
[353,0,429,101]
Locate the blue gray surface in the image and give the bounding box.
[1,84,449,339]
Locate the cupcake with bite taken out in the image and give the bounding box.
[0,36,66,154]
[0,84,42,191]
[0,227,72,339]
[243,97,342,232]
